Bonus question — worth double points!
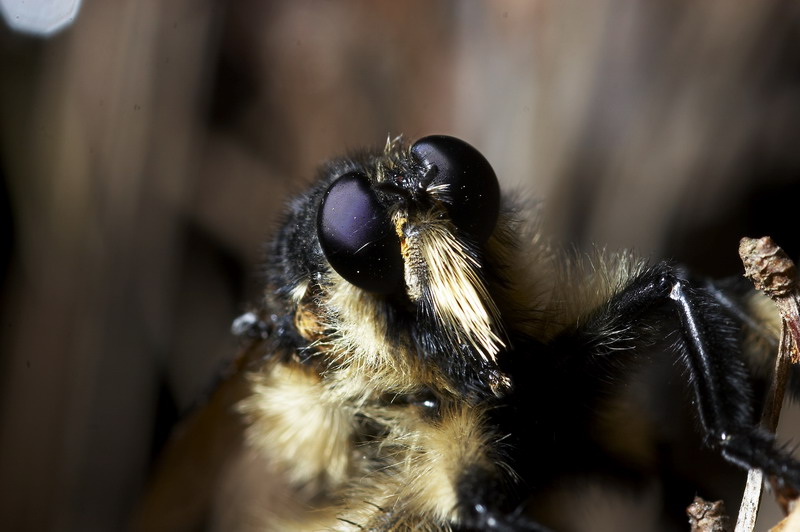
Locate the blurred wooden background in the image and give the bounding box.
[1,1,799,531]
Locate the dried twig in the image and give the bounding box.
[739,237,800,364]
[735,237,800,532]
[689,496,732,532]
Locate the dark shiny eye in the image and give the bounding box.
[317,172,404,293]
[410,135,500,243]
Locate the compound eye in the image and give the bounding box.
[317,172,404,294]
[411,135,500,243]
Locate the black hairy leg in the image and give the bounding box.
[568,262,800,487]
[492,261,800,530]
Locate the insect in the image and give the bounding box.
[138,135,800,531]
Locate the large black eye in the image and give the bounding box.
[317,172,404,294]
[410,135,500,243]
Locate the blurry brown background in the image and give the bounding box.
[1,1,799,531]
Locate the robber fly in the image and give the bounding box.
[137,135,800,532]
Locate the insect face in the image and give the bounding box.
[304,135,509,398]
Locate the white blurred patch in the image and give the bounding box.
[0,0,81,37]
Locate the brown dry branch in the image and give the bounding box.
[689,496,732,532]
[740,237,800,363]
[734,237,800,532]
